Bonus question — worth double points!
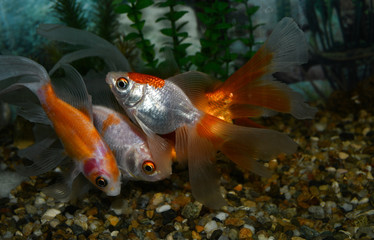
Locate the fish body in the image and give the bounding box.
[106,73,200,134]
[92,105,171,181]
[0,56,121,196]
[106,18,316,208]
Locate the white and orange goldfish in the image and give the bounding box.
[105,18,317,208]
[93,105,173,182]
[0,56,121,196]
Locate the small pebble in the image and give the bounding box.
[339,152,349,160]
[308,206,325,219]
[41,208,61,223]
[204,220,218,237]
[156,204,171,213]
[239,227,253,238]
[215,212,229,222]
[341,203,353,212]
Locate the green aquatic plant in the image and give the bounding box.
[93,0,118,42]
[115,0,158,69]
[53,0,87,29]
[191,1,236,79]
[156,0,192,72]
[235,0,263,60]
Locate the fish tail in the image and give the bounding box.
[208,17,317,120]
[0,56,50,95]
[0,56,53,124]
[178,112,298,208]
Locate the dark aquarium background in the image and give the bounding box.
[1,1,374,239]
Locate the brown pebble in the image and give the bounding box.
[146,210,154,219]
[86,207,98,216]
[225,217,245,227]
[239,227,253,239]
[145,231,158,240]
[234,184,243,191]
[195,225,204,233]
[192,230,202,240]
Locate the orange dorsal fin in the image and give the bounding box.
[128,72,165,88]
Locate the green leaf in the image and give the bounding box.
[176,32,188,38]
[160,28,174,37]
[176,21,188,31]
[156,16,168,22]
[124,32,140,40]
[136,0,154,10]
[115,4,131,13]
[130,20,145,30]
[214,1,229,12]
[169,10,188,21]
[214,23,233,30]
[246,6,260,16]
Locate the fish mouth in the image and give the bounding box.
[106,185,121,196]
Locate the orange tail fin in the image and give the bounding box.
[208,17,317,120]
[176,112,297,209]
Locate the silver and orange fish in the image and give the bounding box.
[0,56,121,196]
[92,105,172,182]
[105,18,317,208]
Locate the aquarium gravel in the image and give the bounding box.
[1,108,374,240]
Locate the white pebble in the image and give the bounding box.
[34,196,46,206]
[215,212,228,222]
[111,230,119,237]
[41,209,61,224]
[359,197,369,204]
[156,204,171,213]
[326,167,337,172]
[49,219,60,228]
[204,220,218,236]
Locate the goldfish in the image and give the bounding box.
[105,17,317,208]
[0,56,121,196]
[92,105,173,182]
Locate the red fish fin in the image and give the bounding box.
[198,114,297,176]
[183,122,226,209]
[167,71,220,112]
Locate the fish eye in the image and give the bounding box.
[95,176,108,188]
[142,161,156,175]
[116,77,129,90]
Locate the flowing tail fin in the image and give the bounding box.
[0,56,50,96]
[177,113,297,209]
[212,17,317,119]
[169,18,317,121]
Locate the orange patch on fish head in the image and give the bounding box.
[127,72,165,89]
[102,113,121,133]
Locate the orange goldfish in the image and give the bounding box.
[106,18,316,208]
[0,56,121,196]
